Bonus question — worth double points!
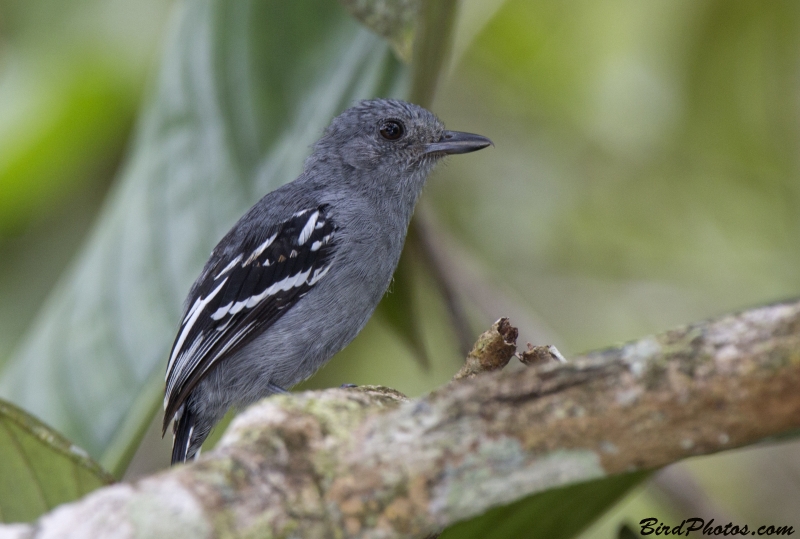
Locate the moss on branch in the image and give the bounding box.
[7,300,800,538]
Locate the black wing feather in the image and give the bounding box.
[163,205,337,433]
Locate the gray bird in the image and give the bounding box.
[163,98,491,464]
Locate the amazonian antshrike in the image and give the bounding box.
[163,99,491,464]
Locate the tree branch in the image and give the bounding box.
[6,300,800,538]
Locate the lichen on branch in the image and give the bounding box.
[6,300,800,538]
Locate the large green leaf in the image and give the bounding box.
[0,398,113,523]
[440,471,648,539]
[0,0,406,477]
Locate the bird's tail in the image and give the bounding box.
[171,407,198,465]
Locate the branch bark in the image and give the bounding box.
[5,300,800,539]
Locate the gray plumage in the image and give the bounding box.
[163,99,491,464]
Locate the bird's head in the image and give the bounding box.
[308,99,492,194]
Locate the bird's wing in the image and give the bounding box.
[163,205,337,432]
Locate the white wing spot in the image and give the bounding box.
[310,234,331,252]
[244,267,313,309]
[183,297,203,324]
[214,255,242,280]
[298,211,319,245]
[211,302,233,320]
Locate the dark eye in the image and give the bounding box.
[379,120,405,140]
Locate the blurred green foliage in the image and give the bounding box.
[430,0,800,353]
[0,60,134,233]
[0,0,175,234]
[1,0,800,535]
[0,0,175,364]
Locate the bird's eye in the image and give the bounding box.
[379,120,405,141]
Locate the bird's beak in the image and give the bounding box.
[424,130,493,155]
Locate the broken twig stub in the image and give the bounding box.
[452,317,518,381]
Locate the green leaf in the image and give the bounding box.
[439,471,648,539]
[0,398,113,523]
[0,0,406,477]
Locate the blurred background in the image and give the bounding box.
[1,0,799,536]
